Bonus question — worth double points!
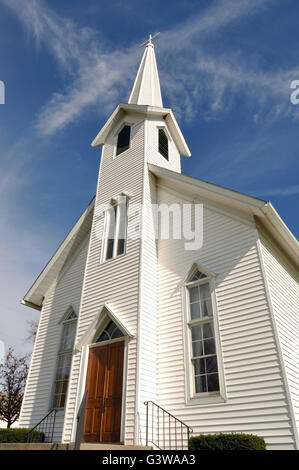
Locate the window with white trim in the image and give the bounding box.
[158,128,168,160]
[53,310,77,409]
[186,270,220,395]
[102,196,128,262]
[116,125,131,156]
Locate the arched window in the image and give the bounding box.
[96,320,124,343]
[102,195,128,262]
[53,310,77,409]
[185,269,220,395]
[158,128,168,160]
[116,125,131,156]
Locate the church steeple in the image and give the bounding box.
[128,33,163,107]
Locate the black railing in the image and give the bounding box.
[144,401,193,450]
[26,409,57,443]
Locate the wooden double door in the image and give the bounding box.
[83,341,124,442]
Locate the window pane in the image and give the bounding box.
[203,322,213,339]
[206,356,218,374]
[116,202,127,256]
[189,270,207,282]
[201,298,212,317]
[116,125,131,155]
[60,322,76,352]
[190,302,201,320]
[207,373,219,392]
[97,331,109,342]
[158,129,168,160]
[204,338,216,355]
[195,375,207,393]
[96,320,124,342]
[56,354,72,381]
[191,325,202,341]
[189,286,198,303]
[194,358,205,376]
[192,340,203,357]
[111,326,124,339]
[199,284,212,317]
[105,206,116,260]
[106,239,114,260]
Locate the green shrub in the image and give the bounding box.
[0,428,44,443]
[189,433,266,451]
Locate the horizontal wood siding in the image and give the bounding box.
[63,116,145,444]
[156,185,296,450]
[19,237,89,442]
[137,168,158,444]
[259,234,299,444]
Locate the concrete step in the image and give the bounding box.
[80,443,152,450]
[0,442,152,451]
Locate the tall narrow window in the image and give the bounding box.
[53,310,77,409]
[102,196,128,262]
[158,128,168,160]
[186,270,219,395]
[116,125,131,156]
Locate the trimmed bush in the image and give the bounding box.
[0,428,44,443]
[189,433,266,450]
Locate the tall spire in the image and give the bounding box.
[128,33,163,107]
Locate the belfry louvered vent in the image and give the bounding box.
[158,128,168,160]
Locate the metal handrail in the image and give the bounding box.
[144,401,193,450]
[26,408,57,443]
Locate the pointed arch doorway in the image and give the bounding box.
[83,320,125,443]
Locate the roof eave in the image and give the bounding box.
[91,103,191,157]
[148,164,298,267]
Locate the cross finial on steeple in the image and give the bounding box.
[128,32,163,107]
[140,32,160,47]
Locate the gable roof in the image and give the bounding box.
[21,196,95,311]
[149,164,299,267]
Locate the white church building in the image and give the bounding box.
[19,36,299,450]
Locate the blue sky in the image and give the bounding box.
[0,0,298,354]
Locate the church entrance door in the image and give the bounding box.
[83,340,124,442]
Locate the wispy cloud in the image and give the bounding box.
[254,184,299,197]
[1,0,299,134]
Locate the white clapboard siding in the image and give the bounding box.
[137,166,158,445]
[147,116,181,173]
[155,185,297,450]
[259,232,299,441]
[63,116,145,444]
[18,236,90,442]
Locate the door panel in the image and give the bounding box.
[83,341,124,443]
[101,341,124,442]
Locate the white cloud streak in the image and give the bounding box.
[1,0,299,134]
[255,184,299,197]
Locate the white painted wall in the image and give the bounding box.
[259,232,299,445]
[147,115,181,173]
[18,236,89,442]
[66,113,146,444]
[155,184,298,450]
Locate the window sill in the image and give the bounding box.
[100,252,127,266]
[186,393,226,406]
